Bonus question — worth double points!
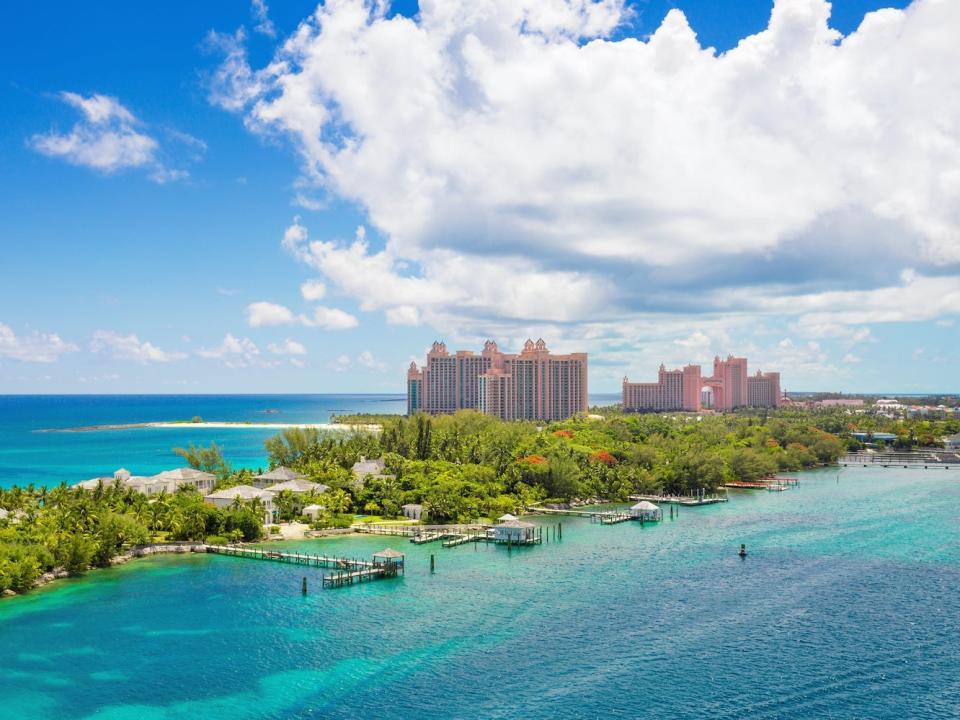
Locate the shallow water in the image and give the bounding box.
[2,466,958,719]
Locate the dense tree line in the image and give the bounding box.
[274,410,849,523]
[0,482,266,594]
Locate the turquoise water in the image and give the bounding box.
[0,395,403,489]
[0,394,622,489]
[2,466,958,718]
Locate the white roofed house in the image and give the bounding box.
[252,466,308,489]
[152,468,217,494]
[944,432,960,451]
[351,456,394,488]
[264,479,329,495]
[265,479,329,521]
[204,485,277,525]
[72,476,115,491]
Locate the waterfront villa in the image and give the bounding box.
[494,519,537,544]
[945,432,960,450]
[252,466,307,489]
[73,467,216,495]
[151,468,216,494]
[204,485,277,524]
[630,501,663,521]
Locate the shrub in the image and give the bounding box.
[590,450,618,467]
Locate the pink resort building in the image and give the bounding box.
[623,355,781,413]
[407,339,588,421]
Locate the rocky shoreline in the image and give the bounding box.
[2,533,362,599]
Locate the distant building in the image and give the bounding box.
[408,339,588,421]
[623,364,701,412]
[818,398,865,408]
[624,355,779,413]
[747,371,781,409]
[944,432,960,450]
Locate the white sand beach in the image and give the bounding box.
[146,422,381,431]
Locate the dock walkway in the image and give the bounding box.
[206,544,374,570]
[840,452,956,469]
[627,494,728,506]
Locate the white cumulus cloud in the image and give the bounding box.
[0,322,78,363]
[303,305,359,330]
[246,301,296,327]
[197,334,268,368]
[251,0,276,37]
[268,338,307,355]
[212,0,960,371]
[300,279,326,301]
[90,330,187,363]
[30,92,192,182]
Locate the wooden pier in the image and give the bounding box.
[355,523,489,545]
[206,544,405,590]
[627,494,728,506]
[206,544,374,569]
[722,477,799,490]
[840,452,956,469]
[322,549,404,589]
[526,506,606,518]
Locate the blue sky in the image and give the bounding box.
[2,0,957,395]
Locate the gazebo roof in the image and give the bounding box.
[498,513,518,522]
[373,547,405,558]
[499,520,534,529]
[256,466,306,482]
[631,501,660,511]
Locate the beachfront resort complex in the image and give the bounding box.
[623,355,782,412]
[407,339,588,421]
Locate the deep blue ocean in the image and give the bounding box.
[1,466,958,718]
[0,394,617,489]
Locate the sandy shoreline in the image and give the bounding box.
[38,421,381,433]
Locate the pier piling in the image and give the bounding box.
[430,554,435,574]
[301,576,308,595]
